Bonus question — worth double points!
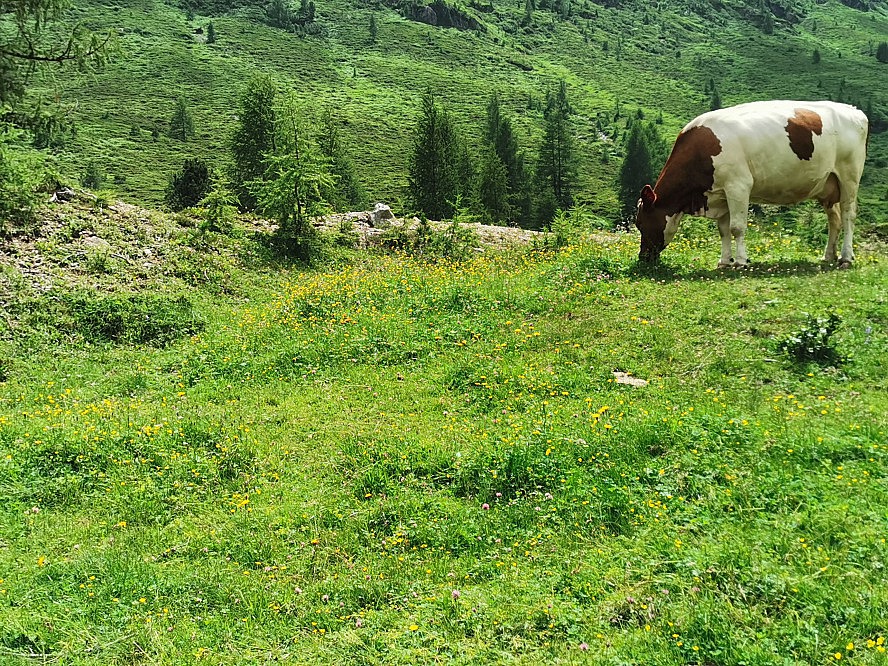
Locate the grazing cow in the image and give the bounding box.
[635,100,868,267]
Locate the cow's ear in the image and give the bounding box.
[640,185,657,211]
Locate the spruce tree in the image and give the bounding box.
[478,145,510,224]
[369,14,378,43]
[535,82,577,226]
[230,74,277,210]
[877,42,888,64]
[616,120,667,227]
[165,157,211,211]
[483,93,527,225]
[169,96,195,141]
[408,91,461,221]
[206,22,217,44]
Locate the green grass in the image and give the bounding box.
[28,0,888,224]
[1,217,887,664]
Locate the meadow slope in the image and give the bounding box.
[1,206,887,664]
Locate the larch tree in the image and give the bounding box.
[230,73,277,210]
[169,96,195,141]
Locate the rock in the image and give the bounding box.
[371,203,395,228]
[49,187,77,203]
[613,371,648,387]
[82,235,111,251]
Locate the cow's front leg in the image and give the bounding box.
[717,215,733,268]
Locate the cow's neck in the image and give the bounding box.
[654,125,722,217]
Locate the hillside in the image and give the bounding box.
[25,0,888,224]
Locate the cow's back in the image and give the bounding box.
[687,101,868,206]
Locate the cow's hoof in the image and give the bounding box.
[717,260,733,269]
[838,260,852,270]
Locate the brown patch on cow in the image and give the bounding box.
[653,125,723,215]
[785,109,823,161]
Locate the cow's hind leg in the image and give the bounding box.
[821,202,841,263]
[838,196,856,268]
[833,168,859,267]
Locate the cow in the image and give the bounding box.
[634,100,869,268]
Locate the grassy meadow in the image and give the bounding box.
[1,212,887,664]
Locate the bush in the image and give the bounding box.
[778,312,845,366]
[64,292,204,345]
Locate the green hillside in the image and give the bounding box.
[28,0,888,223]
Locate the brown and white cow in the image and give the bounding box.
[635,100,869,267]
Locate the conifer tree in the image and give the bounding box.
[0,0,113,107]
[616,120,667,227]
[478,145,510,224]
[408,90,461,220]
[369,14,378,43]
[482,93,528,225]
[199,177,237,233]
[319,111,366,211]
[165,157,210,211]
[253,96,333,241]
[206,22,217,44]
[535,82,577,226]
[230,74,277,209]
[877,42,888,64]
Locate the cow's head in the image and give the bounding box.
[635,184,667,262]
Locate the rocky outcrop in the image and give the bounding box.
[402,0,485,31]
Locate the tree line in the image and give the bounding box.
[165,74,668,238]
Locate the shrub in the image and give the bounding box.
[778,312,845,365]
[64,292,204,345]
